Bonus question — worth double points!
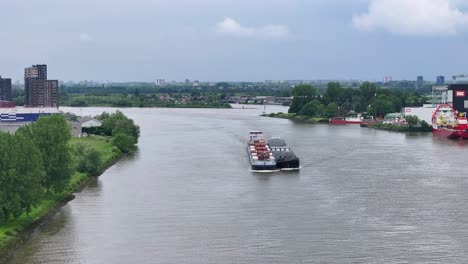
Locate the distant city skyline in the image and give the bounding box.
[3,75,459,85]
[1,0,468,82]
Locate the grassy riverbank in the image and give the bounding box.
[263,112,329,123]
[0,135,121,260]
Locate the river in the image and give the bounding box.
[6,105,468,263]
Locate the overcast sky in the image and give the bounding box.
[2,0,468,82]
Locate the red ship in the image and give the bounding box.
[432,104,468,139]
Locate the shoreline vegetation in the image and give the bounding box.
[264,82,432,133]
[264,112,432,133]
[60,94,232,109]
[362,122,432,133]
[0,112,140,262]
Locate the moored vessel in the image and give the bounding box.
[329,117,347,125]
[432,103,468,139]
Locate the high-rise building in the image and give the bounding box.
[156,79,165,86]
[25,64,47,80]
[436,76,445,85]
[383,76,393,83]
[416,76,424,89]
[0,76,12,101]
[25,65,58,107]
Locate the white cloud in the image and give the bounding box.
[216,18,289,39]
[79,33,93,42]
[353,0,468,35]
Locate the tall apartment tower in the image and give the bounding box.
[436,76,445,85]
[25,64,58,107]
[0,76,12,101]
[416,76,424,89]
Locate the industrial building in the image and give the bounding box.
[403,83,468,125]
[446,84,468,114]
[403,105,435,125]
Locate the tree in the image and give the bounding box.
[405,115,419,128]
[323,82,344,105]
[13,132,44,214]
[72,142,103,175]
[111,132,135,153]
[325,103,338,117]
[390,95,402,112]
[359,82,377,111]
[340,101,353,114]
[289,84,317,113]
[70,99,88,107]
[26,115,73,193]
[352,95,361,111]
[0,132,44,220]
[299,100,321,116]
[97,111,140,142]
[374,95,395,116]
[85,147,102,175]
[0,133,21,220]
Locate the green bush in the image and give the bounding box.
[72,143,103,175]
[111,133,136,153]
[96,111,140,143]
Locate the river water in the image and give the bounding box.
[6,105,468,263]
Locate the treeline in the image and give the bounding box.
[60,83,292,97]
[60,80,432,98]
[57,83,289,108]
[0,112,140,221]
[0,116,72,220]
[289,82,428,117]
[61,94,231,108]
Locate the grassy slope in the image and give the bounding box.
[0,135,120,254]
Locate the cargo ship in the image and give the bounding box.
[247,131,278,171]
[247,131,300,171]
[432,103,468,139]
[0,105,62,123]
[268,137,300,170]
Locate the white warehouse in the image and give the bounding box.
[402,105,436,125]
